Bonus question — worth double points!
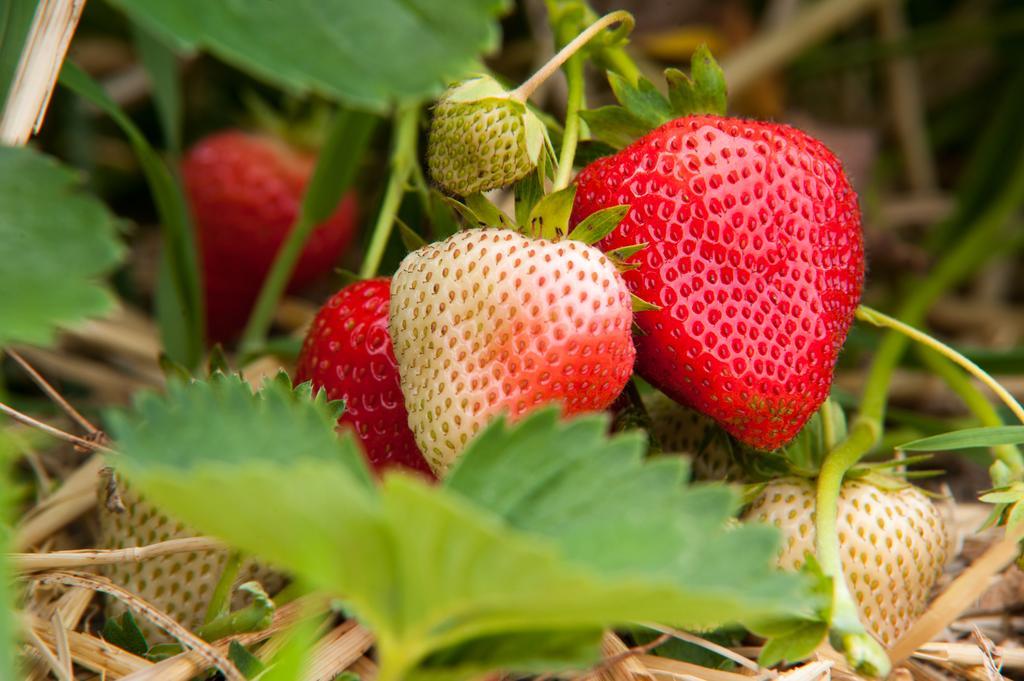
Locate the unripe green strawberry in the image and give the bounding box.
[98,475,284,642]
[745,477,952,646]
[644,392,743,481]
[427,76,546,196]
[390,228,635,474]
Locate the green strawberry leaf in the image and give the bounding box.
[102,612,150,657]
[0,145,124,347]
[106,0,510,112]
[107,373,365,485]
[747,557,832,667]
[110,379,813,681]
[567,205,630,245]
[898,426,1024,452]
[527,186,577,240]
[665,44,727,118]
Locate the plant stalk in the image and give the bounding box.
[511,11,634,103]
[359,104,419,279]
[552,19,587,190]
[239,108,377,354]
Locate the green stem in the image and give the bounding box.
[359,105,419,279]
[856,306,1024,424]
[810,131,1024,674]
[239,109,377,354]
[552,20,586,191]
[600,44,642,84]
[919,348,1024,475]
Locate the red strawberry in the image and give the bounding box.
[389,228,636,473]
[183,131,359,343]
[571,115,863,451]
[295,278,433,477]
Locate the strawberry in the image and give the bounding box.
[571,115,863,451]
[98,474,284,643]
[389,228,636,473]
[644,391,743,482]
[295,278,433,476]
[745,477,952,646]
[427,76,547,197]
[182,131,359,343]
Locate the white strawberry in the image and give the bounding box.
[744,477,953,646]
[644,392,744,481]
[389,228,635,474]
[97,475,284,643]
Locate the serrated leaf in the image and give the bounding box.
[898,426,1024,452]
[607,72,673,130]
[579,106,650,150]
[664,44,727,117]
[107,0,509,112]
[446,412,805,611]
[107,374,369,487]
[0,146,123,346]
[111,382,812,681]
[102,612,149,657]
[568,205,629,245]
[527,186,577,240]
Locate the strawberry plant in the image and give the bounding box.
[4,1,1024,680]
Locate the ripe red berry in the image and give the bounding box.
[183,131,358,343]
[572,115,863,450]
[295,278,433,477]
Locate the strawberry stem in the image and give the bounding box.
[812,151,1024,674]
[552,15,587,191]
[239,109,378,354]
[510,10,634,104]
[857,305,1024,423]
[918,348,1024,474]
[360,104,419,279]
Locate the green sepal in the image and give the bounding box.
[606,242,648,261]
[608,71,674,129]
[581,44,727,150]
[465,193,514,230]
[630,293,660,313]
[527,186,577,240]
[568,205,630,245]
[664,44,727,118]
[397,216,428,252]
[579,106,650,149]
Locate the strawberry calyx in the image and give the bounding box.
[580,43,728,151]
[443,187,658,313]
